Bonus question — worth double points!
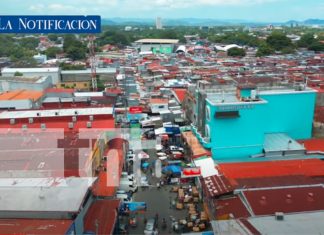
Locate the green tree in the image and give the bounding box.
[14,71,23,76]
[19,37,39,50]
[297,33,316,48]
[45,47,62,58]
[63,35,87,60]
[227,47,246,57]
[48,34,58,42]
[99,30,131,46]
[266,32,292,51]
[256,42,275,57]
[60,63,86,70]
[68,46,86,60]
[308,41,324,52]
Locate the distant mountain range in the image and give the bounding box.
[101,18,324,27]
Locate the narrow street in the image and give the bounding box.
[121,148,189,234]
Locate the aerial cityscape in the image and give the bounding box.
[0,0,323,234]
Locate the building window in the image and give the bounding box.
[215,111,240,119]
[206,106,211,121]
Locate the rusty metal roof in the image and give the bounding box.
[201,174,235,198]
[243,186,324,216]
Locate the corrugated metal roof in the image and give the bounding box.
[264,133,305,152]
[0,177,96,212]
[247,211,324,234]
[0,219,72,234]
[300,139,324,152]
[243,186,324,216]
[84,199,120,235]
[182,131,211,158]
[0,90,43,101]
[219,159,324,179]
[235,175,323,189]
[135,39,179,44]
[201,174,234,197]
[215,196,251,219]
[2,67,60,73]
[0,107,113,119]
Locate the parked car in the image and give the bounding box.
[169,146,184,152]
[144,218,156,235]
[121,172,136,184]
[140,116,162,127]
[116,193,133,202]
[171,151,184,159]
[126,152,135,164]
[118,178,138,193]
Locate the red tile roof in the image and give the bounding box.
[0,219,73,234]
[172,88,187,103]
[84,200,120,235]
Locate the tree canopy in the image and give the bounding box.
[256,42,275,57]
[63,35,87,60]
[266,32,293,51]
[227,47,246,57]
[45,47,62,59]
[297,33,316,48]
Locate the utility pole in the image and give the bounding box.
[88,35,97,91]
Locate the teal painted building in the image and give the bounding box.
[192,86,317,161]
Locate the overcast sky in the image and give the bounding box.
[0,0,323,22]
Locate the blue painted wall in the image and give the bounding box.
[202,90,316,161]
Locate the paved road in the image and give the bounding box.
[124,148,188,234]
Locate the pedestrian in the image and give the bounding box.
[154,213,159,228]
[156,182,160,190]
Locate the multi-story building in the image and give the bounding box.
[1,67,61,84]
[135,39,179,54]
[0,76,52,92]
[0,177,120,234]
[156,17,163,29]
[192,82,317,161]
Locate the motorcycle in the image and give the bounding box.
[129,216,137,228]
[162,218,167,230]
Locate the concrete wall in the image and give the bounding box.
[0,77,52,92]
[61,73,115,83]
[2,71,60,84]
[0,99,33,110]
[140,44,174,54]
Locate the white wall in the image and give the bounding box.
[0,100,33,110]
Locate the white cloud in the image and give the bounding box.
[48,4,74,11]
[25,0,279,16]
[28,4,45,12]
